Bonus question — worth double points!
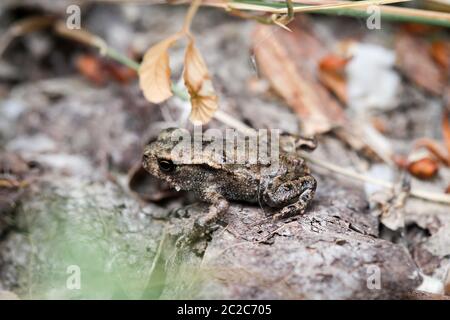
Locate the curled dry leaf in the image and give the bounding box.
[414,138,449,166]
[139,33,181,104]
[408,157,439,180]
[183,39,218,124]
[252,22,347,135]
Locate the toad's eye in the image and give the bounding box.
[158,159,175,173]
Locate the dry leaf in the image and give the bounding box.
[75,54,107,86]
[319,55,349,73]
[369,176,409,231]
[139,34,180,104]
[104,62,137,84]
[183,39,218,124]
[401,23,438,35]
[442,109,450,163]
[408,158,439,180]
[396,32,445,96]
[414,138,449,166]
[430,41,450,72]
[318,69,348,104]
[76,54,137,86]
[252,21,347,135]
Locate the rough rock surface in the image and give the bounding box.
[161,176,421,299]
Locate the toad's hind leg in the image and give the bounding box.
[264,175,316,220]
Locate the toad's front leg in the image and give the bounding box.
[176,188,229,248]
[262,175,316,220]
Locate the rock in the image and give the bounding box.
[0,176,166,299]
[161,176,422,299]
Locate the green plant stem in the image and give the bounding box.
[315,7,450,27]
[105,47,141,71]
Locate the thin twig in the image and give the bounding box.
[0,16,56,57]
[302,154,450,204]
[182,0,202,34]
[227,0,411,14]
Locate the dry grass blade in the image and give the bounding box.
[184,39,218,124]
[0,16,56,57]
[302,153,450,204]
[54,21,107,51]
[139,33,181,104]
[227,0,411,14]
[197,0,450,27]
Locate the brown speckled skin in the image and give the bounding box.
[143,128,317,244]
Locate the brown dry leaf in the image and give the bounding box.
[442,109,450,163]
[183,39,218,124]
[252,21,347,135]
[400,23,439,36]
[319,54,349,73]
[75,54,107,86]
[430,41,450,72]
[415,138,449,166]
[318,69,348,105]
[396,32,445,96]
[104,62,137,84]
[318,52,349,105]
[408,158,439,180]
[139,33,181,104]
